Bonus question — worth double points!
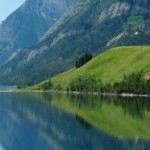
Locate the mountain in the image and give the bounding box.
[0,0,74,66]
[0,0,150,85]
[34,46,150,90]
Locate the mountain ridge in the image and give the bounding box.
[0,0,74,67]
[0,0,150,85]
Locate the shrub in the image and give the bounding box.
[69,75,102,93]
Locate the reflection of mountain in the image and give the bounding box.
[0,93,150,150]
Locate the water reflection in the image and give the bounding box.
[64,94,150,119]
[113,97,150,119]
[0,92,150,150]
[48,93,150,139]
[75,114,92,130]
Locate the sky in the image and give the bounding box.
[0,0,25,21]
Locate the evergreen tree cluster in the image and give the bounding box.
[76,53,93,68]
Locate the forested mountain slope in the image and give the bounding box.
[0,0,74,66]
[0,0,150,85]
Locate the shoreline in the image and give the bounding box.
[0,89,149,98]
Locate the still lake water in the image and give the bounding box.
[0,92,150,150]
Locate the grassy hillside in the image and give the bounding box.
[33,46,150,90]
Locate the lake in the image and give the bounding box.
[0,92,150,150]
[0,86,17,91]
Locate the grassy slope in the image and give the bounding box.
[33,46,150,89]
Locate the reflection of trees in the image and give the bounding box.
[113,97,150,119]
[1,93,150,149]
[67,94,103,109]
[40,92,52,104]
[34,92,150,119]
[62,94,150,119]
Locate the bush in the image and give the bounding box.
[69,75,102,93]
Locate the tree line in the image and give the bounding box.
[68,71,150,95]
[30,70,150,95]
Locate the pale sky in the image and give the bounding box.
[0,0,25,21]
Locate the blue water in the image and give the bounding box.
[0,92,149,150]
[0,86,17,91]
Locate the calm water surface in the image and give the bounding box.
[0,92,150,150]
[0,86,16,91]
